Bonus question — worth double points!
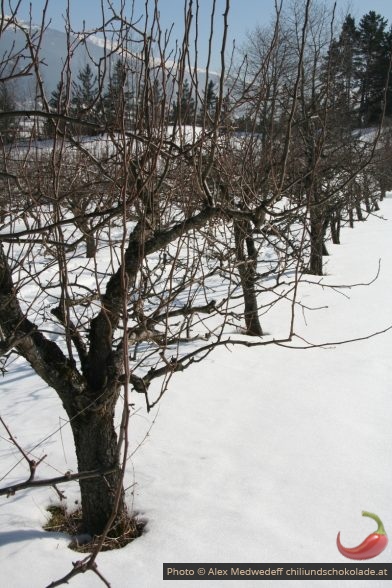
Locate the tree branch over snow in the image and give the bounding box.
[277,324,392,349]
[0,468,117,498]
[86,206,220,391]
[0,245,84,414]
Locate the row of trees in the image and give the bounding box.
[1,1,392,585]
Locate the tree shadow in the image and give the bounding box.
[0,528,66,546]
[1,365,35,386]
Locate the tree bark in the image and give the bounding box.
[378,177,386,201]
[234,219,263,336]
[85,232,97,258]
[330,212,341,245]
[348,207,354,228]
[355,203,363,221]
[308,202,324,276]
[70,401,125,536]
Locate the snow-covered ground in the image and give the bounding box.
[1,199,392,587]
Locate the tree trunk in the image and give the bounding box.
[308,203,324,276]
[379,178,386,201]
[355,203,363,221]
[348,207,354,228]
[234,219,263,336]
[85,232,97,258]
[330,213,341,245]
[70,400,125,537]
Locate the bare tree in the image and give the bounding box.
[1,0,292,547]
[1,3,391,586]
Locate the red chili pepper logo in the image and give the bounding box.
[337,511,388,560]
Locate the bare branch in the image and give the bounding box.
[0,467,117,497]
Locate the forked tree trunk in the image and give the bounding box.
[234,219,263,336]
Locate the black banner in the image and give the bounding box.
[163,563,392,580]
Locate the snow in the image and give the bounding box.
[1,199,392,587]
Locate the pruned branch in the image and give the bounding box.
[0,415,47,483]
[46,557,111,588]
[0,467,117,497]
[150,299,217,325]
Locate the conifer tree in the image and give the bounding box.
[72,63,99,135]
[0,83,17,143]
[46,80,69,136]
[199,79,217,126]
[102,59,134,130]
[338,15,361,124]
[325,14,360,129]
[73,63,97,111]
[150,78,164,127]
[171,78,195,125]
[49,80,68,110]
[133,78,164,132]
[357,11,389,125]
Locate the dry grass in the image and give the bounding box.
[44,504,145,552]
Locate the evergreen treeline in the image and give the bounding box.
[328,10,392,127]
[234,10,392,132]
[45,60,219,136]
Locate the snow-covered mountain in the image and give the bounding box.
[0,25,103,102]
[0,22,220,105]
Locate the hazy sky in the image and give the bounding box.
[13,0,392,70]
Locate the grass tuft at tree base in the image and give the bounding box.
[44,504,146,552]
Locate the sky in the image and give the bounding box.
[13,0,392,33]
[10,0,392,71]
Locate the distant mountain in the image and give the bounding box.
[0,24,110,104]
[0,22,220,106]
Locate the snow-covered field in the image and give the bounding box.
[1,198,392,587]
